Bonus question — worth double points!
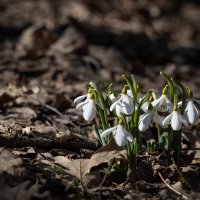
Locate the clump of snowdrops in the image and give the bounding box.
[74,72,200,171]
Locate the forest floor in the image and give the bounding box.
[0,0,200,199]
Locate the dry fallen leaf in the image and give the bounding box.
[8,107,37,120]
[54,140,126,179]
[0,149,23,175]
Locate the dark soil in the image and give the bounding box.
[0,0,200,199]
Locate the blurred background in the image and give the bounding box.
[0,0,200,87]
[0,1,200,199]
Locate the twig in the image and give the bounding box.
[171,159,191,189]
[157,171,188,200]
[0,134,99,150]
[181,147,200,151]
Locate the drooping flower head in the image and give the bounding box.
[152,85,173,112]
[163,95,187,131]
[110,85,134,117]
[101,117,133,146]
[184,88,199,124]
[74,89,96,122]
[74,88,93,111]
[139,103,165,131]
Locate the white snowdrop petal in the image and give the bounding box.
[116,104,122,117]
[126,134,133,142]
[74,94,87,104]
[178,101,182,107]
[109,93,116,101]
[139,114,145,121]
[163,113,173,127]
[76,100,88,110]
[83,100,96,121]
[121,95,134,115]
[101,126,118,138]
[141,101,149,112]
[186,100,198,124]
[158,95,170,112]
[114,125,127,147]
[151,97,161,107]
[153,112,165,128]
[124,129,133,142]
[110,99,120,111]
[122,102,134,115]
[127,89,133,97]
[139,112,152,131]
[171,112,182,131]
[179,114,188,127]
[82,104,87,111]
[109,93,115,101]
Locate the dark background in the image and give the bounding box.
[0,0,200,199]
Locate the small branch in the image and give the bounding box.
[158,171,188,200]
[181,147,200,151]
[0,134,99,150]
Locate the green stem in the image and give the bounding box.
[171,79,186,164]
[160,72,175,102]
[89,82,109,129]
[172,78,186,114]
[93,125,105,146]
[173,130,181,164]
[134,90,153,152]
[122,75,136,101]
[160,72,175,156]
[97,106,106,131]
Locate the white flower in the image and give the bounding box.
[184,99,199,124]
[101,124,133,146]
[110,94,134,116]
[127,89,133,97]
[74,92,96,121]
[140,100,150,113]
[139,110,165,131]
[74,94,89,111]
[127,90,157,113]
[163,110,187,131]
[82,99,96,121]
[152,94,173,112]
[109,93,117,101]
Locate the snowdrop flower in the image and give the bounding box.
[152,86,173,112]
[127,89,133,97]
[163,110,187,131]
[109,93,117,101]
[75,91,96,122]
[82,98,96,121]
[127,89,156,112]
[184,98,200,124]
[139,104,165,131]
[74,89,93,111]
[110,87,134,116]
[109,93,123,117]
[140,94,157,113]
[101,120,133,146]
